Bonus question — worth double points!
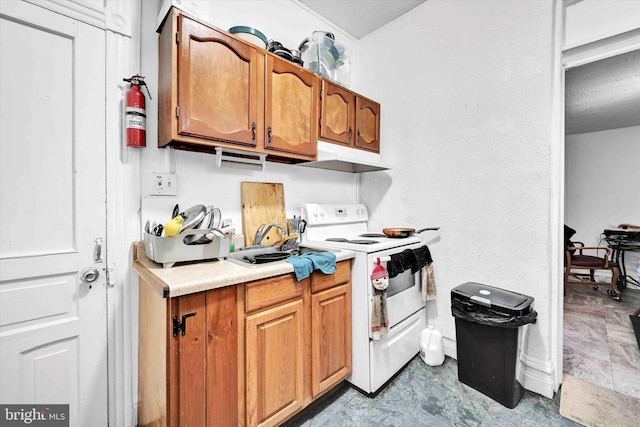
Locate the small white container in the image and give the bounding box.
[420,325,445,366]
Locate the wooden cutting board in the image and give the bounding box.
[241,182,287,246]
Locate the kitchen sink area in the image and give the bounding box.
[227,244,338,268]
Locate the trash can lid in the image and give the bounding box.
[451,282,533,312]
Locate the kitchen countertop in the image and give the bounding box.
[132,241,355,298]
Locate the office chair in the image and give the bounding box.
[564,225,622,300]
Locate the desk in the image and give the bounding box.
[602,228,640,289]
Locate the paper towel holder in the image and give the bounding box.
[214,147,266,171]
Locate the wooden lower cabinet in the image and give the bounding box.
[138,260,351,427]
[311,283,352,397]
[245,300,305,426]
[138,281,239,427]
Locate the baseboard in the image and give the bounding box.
[443,335,457,359]
[519,351,556,399]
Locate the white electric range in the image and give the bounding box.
[301,203,440,394]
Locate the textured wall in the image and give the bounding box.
[355,0,557,392]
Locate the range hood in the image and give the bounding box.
[297,141,390,173]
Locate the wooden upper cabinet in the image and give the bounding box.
[265,54,318,158]
[318,79,381,153]
[159,9,317,161]
[177,15,261,147]
[354,95,380,152]
[319,80,355,146]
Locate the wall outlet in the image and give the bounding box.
[150,172,177,196]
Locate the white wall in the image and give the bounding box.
[565,126,640,283]
[140,0,362,234]
[355,0,558,397]
[564,0,640,49]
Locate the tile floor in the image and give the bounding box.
[563,282,640,399]
[284,283,640,426]
[286,355,580,426]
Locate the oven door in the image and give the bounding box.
[367,242,425,336]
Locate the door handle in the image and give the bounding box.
[380,317,422,349]
[173,312,197,336]
[81,267,100,289]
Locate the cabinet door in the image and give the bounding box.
[177,15,261,147]
[173,293,207,426]
[354,96,380,152]
[170,288,239,427]
[205,286,239,427]
[320,80,355,146]
[311,283,352,397]
[265,55,317,158]
[246,299,304,427]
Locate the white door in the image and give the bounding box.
[0,2,108,426]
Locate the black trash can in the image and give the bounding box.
[451,282,537,408]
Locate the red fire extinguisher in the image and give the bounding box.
[123,75,151,147]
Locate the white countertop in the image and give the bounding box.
[132,241,355,298]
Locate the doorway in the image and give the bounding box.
[562,47,640,399]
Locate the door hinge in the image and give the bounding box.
[173,312,197,337]
[175,105,180,118]
[319,117,322,127]
[319,89,323,100]
[175,31,180,44]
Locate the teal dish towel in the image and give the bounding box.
[286,252,337,281]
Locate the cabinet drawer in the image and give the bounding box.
[245,273,303,313]
[311,260,351,293]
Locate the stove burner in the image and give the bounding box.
[325,238,378,245]
[360,233,386,238]
[350,239,378,245]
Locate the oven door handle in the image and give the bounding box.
[372,256,391,265]
[380,317,422,349]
